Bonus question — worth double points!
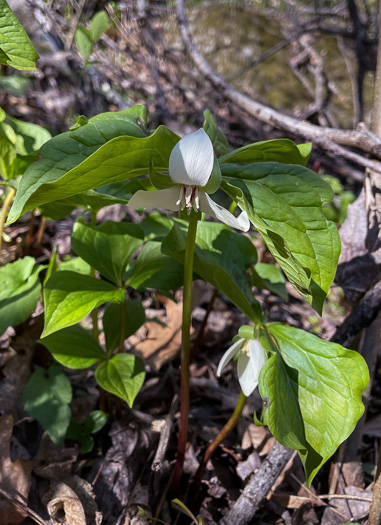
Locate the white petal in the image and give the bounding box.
[199,192,250,232]
[237,352,257,396]
[128,186,180,211]
[169,129,214,187]
[217,338,245,377]
[248,339,267,382]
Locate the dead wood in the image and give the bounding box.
[218,440,293,525]
[175,0,381,172]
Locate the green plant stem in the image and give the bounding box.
[192,390,247,503]
[118,301,126,353]
[170,214,198,492]
[0,186,15,257]
[90,210,99,341]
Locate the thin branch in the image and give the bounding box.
[175,0,381,171]
[218,440,293,525]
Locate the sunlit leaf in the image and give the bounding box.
[260,324,369,485]
[0,0,39,70]
[95,354,145,407]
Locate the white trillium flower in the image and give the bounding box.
[128,128,250,232]
[217,338,267,396]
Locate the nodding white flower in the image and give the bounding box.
[217,338,267,396]
[128,128,250,232]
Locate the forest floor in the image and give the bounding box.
[0,2,379,524]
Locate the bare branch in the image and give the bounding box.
[219,441,293,525]
[175,0,381,171]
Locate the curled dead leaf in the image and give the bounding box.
[43,482,86,525]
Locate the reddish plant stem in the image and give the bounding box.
[170,214,198,493]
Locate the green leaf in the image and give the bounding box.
[203,109,230,157]
[95,354,145,407]
[40,324,106,369]
[125,240,184,291]
[75,26,92,63]
[171,499,199,524]
[59,257,91,275]
[8,118,179,224]
[162,219,259,321]
[22,365,72,446]
[71,219,144,286]
[90,11,109,43]
[6,115,51,155]
[260,324,369,485]
[42,271,125,337]
[0,124,15,179]
[44,246,58,285]
[0,0,39,70]
[219,139,310,166]
[140,212,173,240]
[103,299,146,353]
[84,410,108,434]
[252,262,287,301]
[0,257,41,336]
[222,162,341,314]
[66,410,107,454]
[8,106,146,220]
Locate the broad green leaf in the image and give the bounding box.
[253,262,287,301]
[103,299,146,353]
[0,0,39,70]
[42,271,125,337]
[219,139,310,166]
[84,410,108,434]
[75,26,92,63]
[8,106,147,221]
[66,421,94,454]
[71,219,144,286]
[222,162,341,313]
[40,324,106,369]
[59,257,91,275]
[0,257,41,335]
[260,324,369,485]
[140,212,173,240]
[95,179,149,204]
[66,410,107,454]
[38,183,144,220]
[6,115,51,155]
[90,11,109,43]
[203,109,230,157]
[162,219,259,321]
[22,365,72,446]
[8,119,179,224]
[0,124,15,179]
[95,354,145,407]
[125,240,184,291]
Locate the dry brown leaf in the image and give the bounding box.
[33,433,78,481]
[0,415,32,525]
[43,482,86,525]
[132,295,194,372]
[271,493,311,509]
[241,423,268,450]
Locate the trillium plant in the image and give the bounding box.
[2,104,369,497]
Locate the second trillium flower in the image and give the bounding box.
[128,128,250,232]
[217,338,267,396]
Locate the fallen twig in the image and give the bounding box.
[218,440,293,525]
